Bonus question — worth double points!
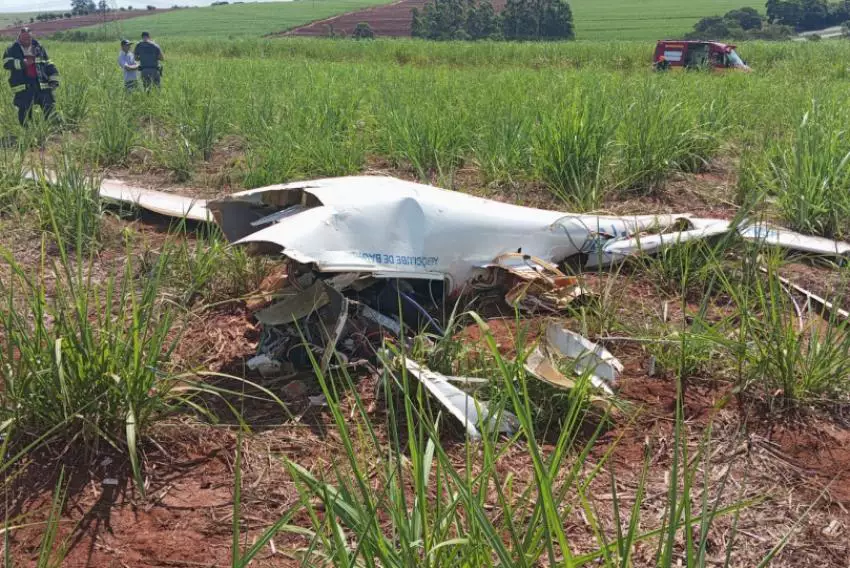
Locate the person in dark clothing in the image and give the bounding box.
[133,31,163,90]
[3,27,60,126]
[653,55,671,72]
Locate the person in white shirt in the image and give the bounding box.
[118,39,139,91]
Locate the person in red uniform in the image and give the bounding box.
[3,27,60,126]
[653,55,671,72]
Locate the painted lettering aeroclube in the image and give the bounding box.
[357,252,440,267]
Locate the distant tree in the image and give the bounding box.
[466,0,500,38]
[147,4,157,9]
[64,11,72,17]
[749,21,795,37]
[502,0,574,40]
[694,15,725,32]
[411,0,505,39]
[353,21,375,38]
[413,0,468,39]
[765,0,847,30]
[725,6,763,29]
[688,5,796,39]
[411,8,424,36]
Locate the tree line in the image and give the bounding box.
[411,0,574,41]
[689,0,850,40]
[687,7,795,39]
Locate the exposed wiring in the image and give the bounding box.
[390,281,444,336]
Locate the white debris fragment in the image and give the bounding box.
[247,354,282,377]
[545,324,623,391]
[739,223,850,258]
[402,358,517,439]
[308,394,328,407]
[99,179,211,222]
[524,324,623,395]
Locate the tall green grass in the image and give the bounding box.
[0,222,181,489]
[23,39,850,238]
[533,90,617,210]
[740,106,850,239]
[227,315,759,567]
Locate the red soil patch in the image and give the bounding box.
[283,0,506,38]
[0,10,172,36]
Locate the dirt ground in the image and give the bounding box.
[3,156,850,566]
[283,0,506,38]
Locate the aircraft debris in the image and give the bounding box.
[402,358,517,439]
[763,268,850,322]
[26,172,850,438]
[524,323,622,395]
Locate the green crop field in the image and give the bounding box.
[570,0,747,40]
[71,0,751,40]
[74,0,397,38]
[0,12,38,29]
[2,36,850,567]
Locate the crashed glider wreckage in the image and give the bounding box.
[30,173,850,436]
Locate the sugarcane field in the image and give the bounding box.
[2,0,850,566]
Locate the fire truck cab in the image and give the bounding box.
[654,40,750,71]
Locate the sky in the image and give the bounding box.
[2,0,281,13]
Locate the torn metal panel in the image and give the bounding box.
[25,170,211,222]
[98,179,211,222]
[585,218,731,268]
[524,346,577,390]
[739,224,850,258]
[254,273,359,326]
[524,325,622,395]
[402,358,517,439]
[208,176,684,293]
[545,324,622,391]
[255,280,330,326]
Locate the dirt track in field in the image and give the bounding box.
[282,0,506,38]
[0,10,171,36]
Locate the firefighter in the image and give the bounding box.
[3,27,60,126]
[653,55,670,72]
[133,31,164,90]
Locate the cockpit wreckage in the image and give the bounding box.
[54,175,850,438]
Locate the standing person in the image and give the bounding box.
[133,31,163,90]
[118,39,139,91]
[2,27,60,126]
